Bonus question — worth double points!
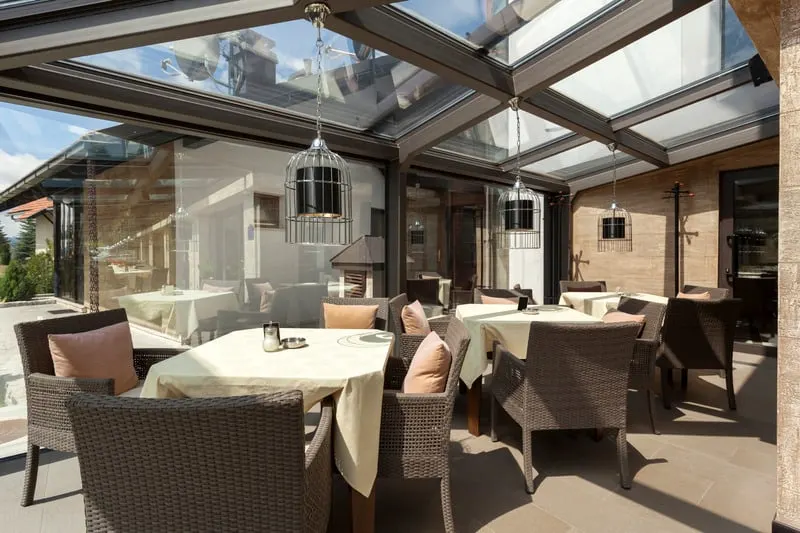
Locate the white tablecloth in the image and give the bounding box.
[141,327,394,497]
[558,292,669,319]
[439,279,452,308]
[117,290,239,339]
[455,304,600,387]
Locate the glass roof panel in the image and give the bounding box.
[436,109,571,163]
[631,81,779,147]
[552,0,757,116]
[523,140,633,179]
[393,0,618,65]
[75,20,472,138]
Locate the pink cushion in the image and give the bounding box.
[677,291,711,300]
[401,300,430,335]
[602,310,647,336]
[322,303,379,329]
[253,282,275,313]
[202,283,235,293]
[48,322,138,395]
[481,295,518,305]
[402,331,451,394]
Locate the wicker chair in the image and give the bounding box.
[657,298,742,410]
[14,308,187,506]
[216,310,274,337]
[490,321,641,492]
[319,297,389,330]
[559,280,607,294]
[617,297,668,434]
[473,288,536,304]
[66,391,332,533]
[378,318,470,533]
[681,284,730,300]
[388,293,450,337]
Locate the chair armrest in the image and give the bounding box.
[304,397,333,532]
[630,338,659,380]
[379,390,450,456]
[399,334,426,359]
[491,344,526,419]
[133,348,188,380]
[428,316,450,337]
[27,373,114,430]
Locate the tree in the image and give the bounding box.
[13,218,36,262]
[0,225,10,265]
[26,250,54,294]
[0,259,34,301]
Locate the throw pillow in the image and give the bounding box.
[402,331,452,394]
[602,310,647,337]
[401,300,431,335]
[253,281,275,313]
[480,295,518,305]
[677,291,711,300]
[49,322,138,395]
[322,303,379,329]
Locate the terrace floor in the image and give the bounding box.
[0,350,776,533]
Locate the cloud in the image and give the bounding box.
[67,125,89,136]
[0,150,45,191]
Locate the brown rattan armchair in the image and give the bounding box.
[681,284,730,300]
[490,321,641,493]
[378,318,470,533]
[14,308,187,507]
[318,297,389,330]
[617,297,668,434]
[66,391,332,533]
[559,280,607,294]
[657,298,742,410]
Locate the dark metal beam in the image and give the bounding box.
[0,0,396,71]
[0,62,397,161]
[327,6,515,102]
[667,114,779,165]
[512,0,714,95]
[610,64,753,130]
[499,134,589,172]
[397,94,503,167]
[522,90,669,167]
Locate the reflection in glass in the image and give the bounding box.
[523,140,634,179]
[553,0,758,116]
[631,82,779,147]
[77,20,472,138]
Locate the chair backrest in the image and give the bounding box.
[201,279,244,305]
[406,278,440,305]
[617,297,668,342]
[473,288,535,304]
[388,293,409,335]
[442,318,471,406]
[319,297,389,330]
[559,280,607,294]
[660,298,742,370]
[67,391,307,533]
[150,268,168,290]
[15,308,129,377]
[244,278,270,310]
[272,283,328,327]
[216,310,273,337]
[681,284,730,300]
[523,321,640,430]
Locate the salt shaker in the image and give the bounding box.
[262,322,282,352]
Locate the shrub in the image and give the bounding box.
[26,251,54,294]
[0,260,35,302]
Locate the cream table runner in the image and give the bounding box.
[455,304,599,387]
[141,327,394,497]
[117,290,239,339]
[559,292,669,319]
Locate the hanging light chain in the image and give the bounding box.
[608,141,618,205]
[306,3,330,141]
[510,97,522,183]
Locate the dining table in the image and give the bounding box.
[117,289,239,341]
[559,291,669,319]
[455,303,600,436]
[141,326,395,533]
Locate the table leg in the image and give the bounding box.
[467,379,482,437]
[351,487,375,533]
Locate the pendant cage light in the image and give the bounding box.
[495,97,541,250]
[407,183,426,249]
[285,2,353,245]
[597,142,632,252]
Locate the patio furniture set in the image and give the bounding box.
[13,281,741,532]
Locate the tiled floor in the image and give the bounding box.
[0,351,776,532]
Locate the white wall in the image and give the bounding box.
[34,214,52,254]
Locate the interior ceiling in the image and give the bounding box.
[0,0,781,200]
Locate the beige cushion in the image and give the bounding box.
[677,291,711,300]
[481,295,518,305]
[322,303,379,329]
[401,300,431,335]
[602,310,647,336]
[202,283,235,293]
[253,282,275,313]
[48,322,138,395]
[402,331,452,394]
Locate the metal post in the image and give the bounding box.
[673,182,680,297]
[87,159,99,312]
